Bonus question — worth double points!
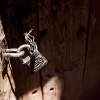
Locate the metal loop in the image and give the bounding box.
[17,44,31,52]
[2,44,31,58]
[4,48,18,52]
[3,51,25,58]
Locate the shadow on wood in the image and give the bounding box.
[0,0,100,100]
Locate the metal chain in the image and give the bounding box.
[2,44,31,58]
[2,29,36,58]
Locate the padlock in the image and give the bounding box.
[2,29,48,72]
[18,46,48,72]
[18,30,48,72]
[19,51,47,72]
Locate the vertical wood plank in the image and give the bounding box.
[39,0,90,100]
[0,0,43,100]
[83,0,100,100]
[0,17,16,100]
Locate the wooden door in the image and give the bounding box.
[0,0,100,100]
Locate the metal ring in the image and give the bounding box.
[2,51,25,58]
[4,48,18,52]
[17,44,31,52]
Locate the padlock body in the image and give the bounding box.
[19,51,48,72]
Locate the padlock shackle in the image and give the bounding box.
[17,44,31,52]
[2,51,25,58]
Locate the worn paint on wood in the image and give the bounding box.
[0,17,16,100]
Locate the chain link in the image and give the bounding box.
[2,44,31,58]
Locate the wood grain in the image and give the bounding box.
[0,0,43,100]
[83,0,100,100]
[0,17,16,100]
[1,0,100,100]
[39,0,90,100]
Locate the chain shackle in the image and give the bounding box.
[17,44,31,52]
[2,50,25,58]
[2,44,31,58]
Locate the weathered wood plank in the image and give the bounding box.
[0,0,43,100]
[39,0,90,100]
[83,0,100,100]
[0,17,16,100]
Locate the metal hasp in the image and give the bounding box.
[2,29,48,72]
